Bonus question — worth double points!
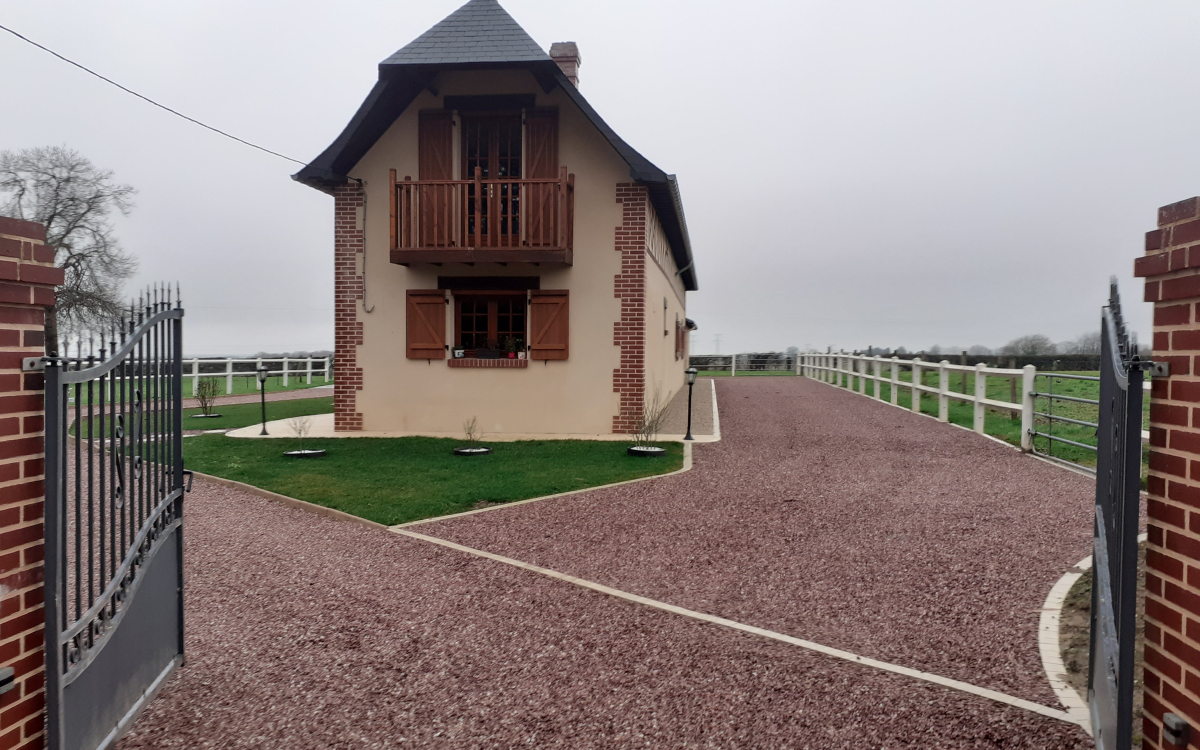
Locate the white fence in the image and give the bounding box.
[689,354,796,375]
[799,353,1037,451]
[186,357,331,395]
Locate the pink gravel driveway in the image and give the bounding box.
[118,377,1093,748]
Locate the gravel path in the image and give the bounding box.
[418,376,1095,707]
[118,478,1088,749]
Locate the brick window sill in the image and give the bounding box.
[448,358,528,368]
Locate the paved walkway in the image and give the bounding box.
[118,377,1093,748]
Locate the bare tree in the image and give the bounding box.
[968,345,993,355]
[1000,334,1057,356]
[1058,331,1102,355]
[288,415,314,452]
[628,387,669,447]
[0,146,138,353]
[195,379,221,417]
[463,416,480,447]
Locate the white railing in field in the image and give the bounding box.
[185,357,331,395]
[799,353,1037,451]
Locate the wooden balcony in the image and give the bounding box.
[389,167,575,266]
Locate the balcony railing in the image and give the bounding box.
[389,166,575,265]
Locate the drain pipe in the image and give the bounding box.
[350,177,375,314]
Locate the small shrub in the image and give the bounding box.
[196,379,221,416]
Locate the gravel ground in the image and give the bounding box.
[418,377,1095,708]
[117,478,1089,749]
[660,378,714,436]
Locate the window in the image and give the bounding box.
[454,292,526,352]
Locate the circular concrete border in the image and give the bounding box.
[1038,530,1149,737]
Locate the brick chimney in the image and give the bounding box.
[549,42,581,87]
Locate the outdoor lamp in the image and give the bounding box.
[685,367,698,441]
[257,365,269,436]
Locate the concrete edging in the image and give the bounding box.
[1037,531,1149,735]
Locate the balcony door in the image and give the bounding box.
[462,115,522,248]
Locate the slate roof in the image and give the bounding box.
[293,0,697,290]
[381,0,551,66]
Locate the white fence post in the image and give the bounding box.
[306,357,313,384]
[938,360,949,422]
[324,357,330,383]
[873,356,882,400]
[858,356,866,395]
[190,359,199,396]
[256,357,263,390]
[1021,365,1036,452]
[911,359,922,413]
[226,358,234,394]
[839,355,846,388]
[731,354,737,377]
[973,363,986,434]
[890,357,900,406]
[282,356,289,387]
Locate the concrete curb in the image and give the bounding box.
[1038,554,1093,733]
[1037,530,1149,736]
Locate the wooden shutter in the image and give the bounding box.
[406,290,447,359]
[529,290,569,360]
[419,111,453,180]
[525,108,559,247]
[419,111,454,248]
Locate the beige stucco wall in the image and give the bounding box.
[643,205,689,413]
[342,69,684,436]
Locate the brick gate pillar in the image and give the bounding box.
[1135,196,1200,748]
[0,217,62,750]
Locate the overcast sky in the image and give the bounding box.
[3,0,1197,355]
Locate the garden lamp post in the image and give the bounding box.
[257,364,269,436]
[684,367,698,441]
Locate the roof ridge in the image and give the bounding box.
[381,0,551,67]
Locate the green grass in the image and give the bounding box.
[67,375,330,406]
[183,435,684,526]
[186,375,331,397]
[819,368,1151,472]
[698,370,797,377]
[73,397,333,436]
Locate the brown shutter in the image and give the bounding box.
[418,111,453,180]
[529,290,569,360]
[406,290,447,359]
[419,111,454,248]
[525,108,559,247]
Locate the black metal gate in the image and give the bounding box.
[38,289,186,750]
[1089,280,1147,750]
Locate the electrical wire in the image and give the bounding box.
[0,22,307,166]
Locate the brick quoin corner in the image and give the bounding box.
[333,183,365,431]
[0,216,63,750]
[613,184,647,433]
[1135,195,1200,749]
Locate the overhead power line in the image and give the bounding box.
[0,22,307,166]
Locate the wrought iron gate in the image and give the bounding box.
[38,289,186,750]
[1089,280,1148,750]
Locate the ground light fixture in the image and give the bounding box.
[685,367,698,441]
[257,365,269,436]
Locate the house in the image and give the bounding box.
[293,0,698,437]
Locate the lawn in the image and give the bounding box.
[183,434,684,526]
[66,375,329,406]
[72,396,334,436]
